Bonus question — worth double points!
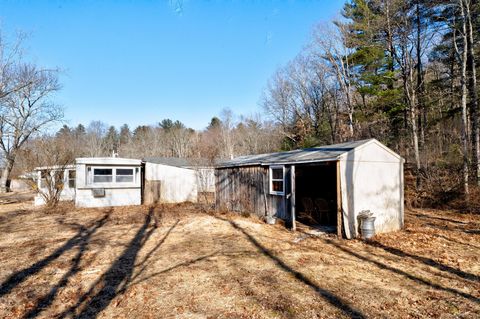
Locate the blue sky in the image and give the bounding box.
[1,0,344,131]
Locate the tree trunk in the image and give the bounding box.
[416,0,426,150]
[0,157,14,193]
[409,82,422,189]
[458,0,470,198]
[466,0,480,185]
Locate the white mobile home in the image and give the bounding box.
[75,157,142,208]
[34,165,76,206]
[32,156,215,208]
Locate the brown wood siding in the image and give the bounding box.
[215,166,287,219]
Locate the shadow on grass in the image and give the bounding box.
[57,207,173,319]
[23,213,110,318]
[322,238,479,304]
[404,229,480,250]
[215,215,366,319]
[0,209,31,226]
[366,240,480,283]
[411,212,469,225]
[0,212,111,299]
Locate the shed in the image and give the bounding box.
[215,139,404,239]
[75,157,142,208]
[143,157,215,204]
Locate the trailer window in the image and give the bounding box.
[93,168,113,183]
[68,170,76,188]
[116,168,134,183]
[40,170,48,189]
[269,166,284,195]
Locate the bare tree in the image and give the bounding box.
[454,0,470,198]
[84,121,109,157]
[0,61,62,192]
[24,136,75,207]
[311,23,356,139]
[464,0,479,185]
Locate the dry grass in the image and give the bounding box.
[0,194,479,318]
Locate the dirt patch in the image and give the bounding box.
[0,199,479,318]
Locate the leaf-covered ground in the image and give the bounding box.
[0,194,479,318]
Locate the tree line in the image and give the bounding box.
[262,0,480,206]
[11,112,283,179]
[2,0,480,209]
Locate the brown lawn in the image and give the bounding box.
[0,193,479,318]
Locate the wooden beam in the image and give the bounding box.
[291,165,296,231]
[336,160,343,238]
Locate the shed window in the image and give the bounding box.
[93,168,113,183]
[116,168,134,183]
[269,166,284,195]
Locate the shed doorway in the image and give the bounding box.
[294,162,338,233]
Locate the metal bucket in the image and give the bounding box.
[360,216,376,239]
[265,215,276,225]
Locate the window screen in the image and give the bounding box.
[116,168,134,183]
[93,168,113,183]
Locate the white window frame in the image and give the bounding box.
[269,165,285,196]
[87,166,137,186]
[115,168,135,183]
[68,169,76,189]
[92,167,114,184]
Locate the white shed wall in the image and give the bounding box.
[145,163,197,203]
[340,142,404,238]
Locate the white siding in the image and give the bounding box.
[145,163,197,203]
[340,141,404,238]
[75,188,141,207]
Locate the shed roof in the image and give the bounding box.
[216,139,398,168]
[143,157,214,168]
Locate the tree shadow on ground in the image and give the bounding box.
[0,209,31,225]
[321,238,479,304]
[366,240,480,282]
[404,229,480,250]
[0,212,111,299]
[214,215,366,319]
[411,212,469,225]
[57,207,174,319]
[22,213,110,318]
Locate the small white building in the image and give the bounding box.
[216,139,404,239]
[75,157,142,208]
[142,157,215,204]
[34,165,76,206]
